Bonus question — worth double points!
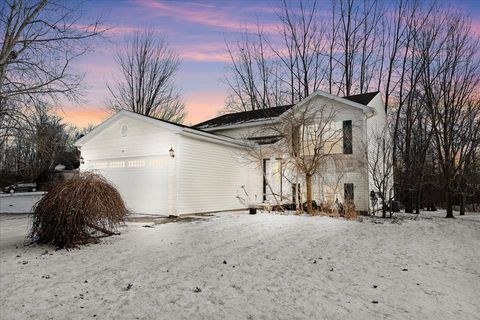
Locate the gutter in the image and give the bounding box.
[198,117,279,132]
[180,128,250,148]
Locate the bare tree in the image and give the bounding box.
[221,0,480,217]
[367,128,395,217]
[224,27,286,112]
[329,0,383,96]
[0,106,76,182]
[0,0,106,113]
[107,30,186,123]
[275,102,342,214]
[0,0,106,176]
[273,0,327,103]
[417,13,480,218]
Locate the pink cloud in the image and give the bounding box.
[175,42,230,62]
[134,0,280,34]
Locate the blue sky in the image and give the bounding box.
[58,0,480,127]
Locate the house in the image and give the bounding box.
[75,91,389,215]
[74,112,262,216]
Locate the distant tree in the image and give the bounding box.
[367,128,394,217]
[224,27,286,112]
[417,13,480,218]
[107,30,186,123]
[0,107,75,182]
[0,0,106,126]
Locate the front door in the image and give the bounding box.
[263,158,282,202]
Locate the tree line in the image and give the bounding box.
[0,0,185,186]
[223,0,480,217]
[1,0,478,217]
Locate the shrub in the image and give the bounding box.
[30,172,128,248]
[344,201,358,220]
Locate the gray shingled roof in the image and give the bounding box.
[193,104,294,129]
[194,92,379,129]
[343,91,379,105]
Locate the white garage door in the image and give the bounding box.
[90,156,169,215]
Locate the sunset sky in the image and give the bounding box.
[57,0,480,128]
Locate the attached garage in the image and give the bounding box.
[75,111,262,216]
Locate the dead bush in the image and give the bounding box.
[344,201,358,220]
[30,172,128,248]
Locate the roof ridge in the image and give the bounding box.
[193,104,294,129]
[342,91,379,98]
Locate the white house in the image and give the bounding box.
[75,112,262,216]
[75,91,389,215]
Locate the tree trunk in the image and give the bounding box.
[445,191,454,218]
[459,193,465,216]
[295,170,301,214]
[415,189,421,215]
[404,191,413,213]
[381,198,386,218]
[306,173,313,215]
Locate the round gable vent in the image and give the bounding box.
[120,124,128,137]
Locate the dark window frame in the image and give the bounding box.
[344,183,354,202]
[343,120,353,154]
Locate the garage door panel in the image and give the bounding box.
[90,156,169,214]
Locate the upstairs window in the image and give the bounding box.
[343,120,352,154]
[324,122,343,154]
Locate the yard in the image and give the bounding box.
[0,211,479,320]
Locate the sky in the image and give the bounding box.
[57,0,480,128]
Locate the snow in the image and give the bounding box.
[1,211,479,319]
[0,192,45,213]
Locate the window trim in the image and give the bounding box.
[343,120,353,154]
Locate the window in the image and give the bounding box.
[93,161,108,169]
[128,160,145,168]
[324,122,343,154]
[344,183,354,202]
[149,159,167,167]
[109,161,125,168]
[343,120,352,154]
[120,124,128,137]
[303,124,320,156]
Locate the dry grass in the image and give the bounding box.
[344,201,358,220]
[30,172,128,248]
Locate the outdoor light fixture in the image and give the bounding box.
[169,147,175,158]
[80,156,85,164]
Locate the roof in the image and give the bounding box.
[343,91,379,106]
[194,91,379,129]
[193,104,294,129]
[74,110,244,148]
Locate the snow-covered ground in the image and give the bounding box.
[1,211,479,320]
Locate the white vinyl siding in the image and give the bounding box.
[79,115,177,215]
[177,135,262,214]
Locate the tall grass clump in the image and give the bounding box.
[30,172,128,248]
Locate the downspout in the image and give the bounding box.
[364,113,371,215]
